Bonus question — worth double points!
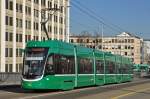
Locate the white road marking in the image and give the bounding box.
[18,91,65,99]
[18,86,98,99]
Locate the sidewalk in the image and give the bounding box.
[0,81,20,88]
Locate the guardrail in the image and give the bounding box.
[0,72,21,85]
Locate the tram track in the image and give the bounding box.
[0,78,149,99]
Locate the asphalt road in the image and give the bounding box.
[0,78,150,99]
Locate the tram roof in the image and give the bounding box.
[26,40,75,49]
[26,40,132,64]
[134,64,150,67]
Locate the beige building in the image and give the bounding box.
[70,32,143,64]
[0,0,70,72]
[143,39,150,64]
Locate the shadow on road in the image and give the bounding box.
[0,85,60,94]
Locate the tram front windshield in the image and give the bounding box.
[23,48,48,79]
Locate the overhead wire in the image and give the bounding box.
[73,0,129,33]
[70,8,99,35]
[71,0,129,33]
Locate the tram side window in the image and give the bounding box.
[130,64,134,74]
[54,54,75,74]
[125,64,130,74]
[105,60,109,74]
[118,63,122,74]
[108,61,115,74]
[96,60,104,73]
[105,61,115,74]
[121,64,126,74]
[78,58,93,74]
[127,64,133,74]
[115,63,119,73]
[45,55,55,74]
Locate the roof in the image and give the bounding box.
[70,32,141,39]
[116,32,141,39]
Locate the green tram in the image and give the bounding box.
[133,64,150,77]
[21,40,133,90]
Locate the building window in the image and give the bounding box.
[60,28,63,35]
[118,45,121,49]
[34,22,39,30]
[125,52,127,55]
[16,3,19,12]
[19,34,22,42]
[16,34,22,42]
[36,36,38,41]
[131,53,134,56]
[16,64,22,72]
[112,39,114,43]
[34,0,39,4]
[128,39,131,43]
[128,46,131,49]
[16,34,19,42]
[48,14,51,21]
[9,48,13,57]
[34,9,39,17]
[9,1,13,10]
[9,17,13,26]
[70,39,74,43]
[25,35,31,42]
[19,64,23,72]
[60,6,63,13]
[5,64,13,73]
[5,48,13,57]
[25,6,31,15]
[9,32,13,41]
[5,16,9,25]
[16,49,18,57]
[125,45,127,49]
[5,64,9,72]
[131,46,134,49]
[5,32,9,41]
[16,4,23,13]
[20,4,23,13]
[19,19,22,28]
[41,0,46,6]
[16,18,19,27]
[16,64,19,72]
[131,39,134,43]
[36,22,39,30]
[6,0,9,9]
[9,64,13,72]
[16,48,22,57]
[5,48,9,57]
[48,1,52,8]
[26,20,31,29]
[59,17,62,24]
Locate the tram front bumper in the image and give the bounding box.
[21,80,46,90]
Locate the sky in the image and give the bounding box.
[70,0,150,39]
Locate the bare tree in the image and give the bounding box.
[145,54,150,64]
[80,31,92,36]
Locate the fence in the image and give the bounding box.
[0,72,21,85]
